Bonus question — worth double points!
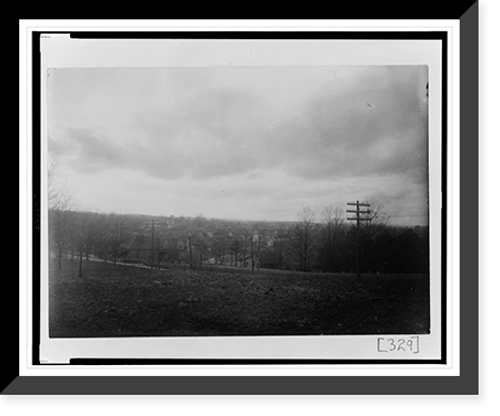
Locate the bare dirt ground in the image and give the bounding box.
[48,259,430,338]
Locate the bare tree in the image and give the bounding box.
[195,231,206,268]
[49,208,70,270]
[320,205,344,272]
[70,211,106,277]
[110,214,126,266]
[228,236,241,267]
[272,231,289,270]
[92,213,126,265]
[214,231,227,265]
[188,233,193,269]
[48,157,73,211]
[289,206,318,271]
[360,199,390,240]
[48,157,73,270]
[192,214,208,230]
[360,199,390,273]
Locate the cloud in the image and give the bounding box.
[271,66,429,183]
[47,66,429,223]
[49,127,131,173]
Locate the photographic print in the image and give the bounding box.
[39,35,444,363]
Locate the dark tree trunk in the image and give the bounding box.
[58,247,62,270]
[188,235,193,269]
[79,251,84,278]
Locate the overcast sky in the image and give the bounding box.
[47,65,429,225]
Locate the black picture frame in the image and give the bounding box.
[9,8,479,395]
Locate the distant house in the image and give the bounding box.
[265,235,275,247]
[251,231,260,243]
[119,234,154,262]
[177,239,189,251]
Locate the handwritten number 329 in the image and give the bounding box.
[387,339,408,351]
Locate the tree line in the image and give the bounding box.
[268,204,429,275]
[48,158,428,277]
[48,203,429,278]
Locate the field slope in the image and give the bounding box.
[49,260,430,337]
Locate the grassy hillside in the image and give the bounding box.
[49,259,430,337]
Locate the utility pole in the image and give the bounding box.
[113,220,118,266]
[151,218,155,269]
[145,217,169,269]
[199,238,203,269]
[250,236,255,275]
[257,235,261,273]
[188,233,193,269]
[156,237,160,270]
[347,201,372,282]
